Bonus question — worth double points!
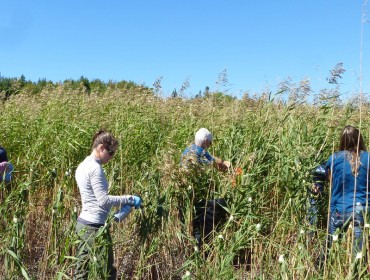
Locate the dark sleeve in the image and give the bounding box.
[0,147,8,162]
[312,163,327,191]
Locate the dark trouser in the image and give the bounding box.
[307,197,319,226]
[74,222,117,280]
[193,198,228,247]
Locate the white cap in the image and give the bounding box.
[195,128,213,146]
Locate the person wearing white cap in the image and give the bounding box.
[181,128,230,171]
[181,128,231,249]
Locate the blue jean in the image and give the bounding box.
[327,210,364,253]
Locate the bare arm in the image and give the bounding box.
[213,156,231,172]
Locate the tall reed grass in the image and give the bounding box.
[1,85,370,279]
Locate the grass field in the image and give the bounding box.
[1,83,370,279]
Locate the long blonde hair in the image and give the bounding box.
[339,125,366,177]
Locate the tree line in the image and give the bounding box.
[0,74,147,101]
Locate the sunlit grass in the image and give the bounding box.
[1,85,370,279]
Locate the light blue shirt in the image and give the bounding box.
[181,143,214,166]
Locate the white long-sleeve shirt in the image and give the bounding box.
[75,155,134,224]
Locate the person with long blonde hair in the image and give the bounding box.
[325,125,369,254]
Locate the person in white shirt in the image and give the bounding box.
[74,129,141,280]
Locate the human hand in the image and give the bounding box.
[217,160,231,172]
[133,195,142,209]
[114,204,132,222]
[311,183,322,196]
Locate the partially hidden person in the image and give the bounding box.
[180,128,231,250]
[74,129,142,280]
[0,146,13,183]
[321,125,370,265]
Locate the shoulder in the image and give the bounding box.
[329,151,346,160]
[182,144,197,156]
[325,151,343,166]
[76,156,101,176]
[360,151,370,161]
[361,151,369,156]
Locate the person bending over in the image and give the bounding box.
[181,128,231,249]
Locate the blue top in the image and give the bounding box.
[325,150,370,213]
[180,143,215,200]
[181,143,214,166]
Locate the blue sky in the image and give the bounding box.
[1,1,369,98]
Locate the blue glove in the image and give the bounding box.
[133,195,142,209]
[114,204,132,222]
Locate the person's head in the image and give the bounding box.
[91,129,118,164]
[339,125,366,152]
[195,128,213,149]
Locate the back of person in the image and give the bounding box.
[181,142,215,200]
[321,125,370,262]
[181,143,214,166]
[327,150,370,213]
